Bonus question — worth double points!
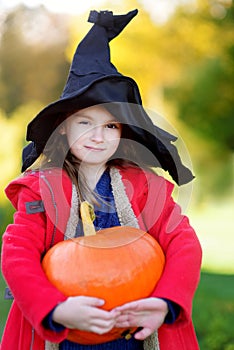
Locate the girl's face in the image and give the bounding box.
[61,105,122,168]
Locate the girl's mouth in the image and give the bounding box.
[85,146,105,151]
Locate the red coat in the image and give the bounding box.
[1,167,202,350]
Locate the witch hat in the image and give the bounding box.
[22,9,194,185]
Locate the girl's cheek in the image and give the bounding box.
[67,130,84,146]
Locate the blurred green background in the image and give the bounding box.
[0,0,233,349]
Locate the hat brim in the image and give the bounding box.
[24,76,194,185]
[27,75,142,146]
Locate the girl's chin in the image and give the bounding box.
[78,159,108,168]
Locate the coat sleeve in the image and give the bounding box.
[133,173,202,326]
[1,181,69,342]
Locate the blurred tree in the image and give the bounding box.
[0,5,70,115]
[159,0,234,197]
[163,1,234,152]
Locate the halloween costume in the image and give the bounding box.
[1,167,202,350]
[1,8,201,350]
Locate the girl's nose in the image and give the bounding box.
[90,125,104,143]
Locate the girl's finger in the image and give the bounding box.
[115,320,131,328]
[134,327,152,340]
[115,301,138,312]
[91,308,120,321]
[82,296,105,307]
[90,319,115,329]
[89,320,116,335]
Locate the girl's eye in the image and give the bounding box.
[106,123,119,129]
[78,120,90,125]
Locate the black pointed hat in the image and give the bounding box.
[22,9,194,185]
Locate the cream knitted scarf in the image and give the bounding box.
[45,167,159,350]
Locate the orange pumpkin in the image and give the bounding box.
[42,203,165,344]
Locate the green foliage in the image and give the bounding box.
[193,272,234,350]
[163,2,234,151]
[0,203,14,238]
[164,56,234,151]
[0,273,12,339]
[160,1,234,197]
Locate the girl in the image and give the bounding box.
[1,9,202,350]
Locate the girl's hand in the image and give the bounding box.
[52,296,120,335]
[114,297,168,340]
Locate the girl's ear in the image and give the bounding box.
[59,126,66,135]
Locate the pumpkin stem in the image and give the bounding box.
[80,201,96,236]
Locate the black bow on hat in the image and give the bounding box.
[22,9,194,185]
